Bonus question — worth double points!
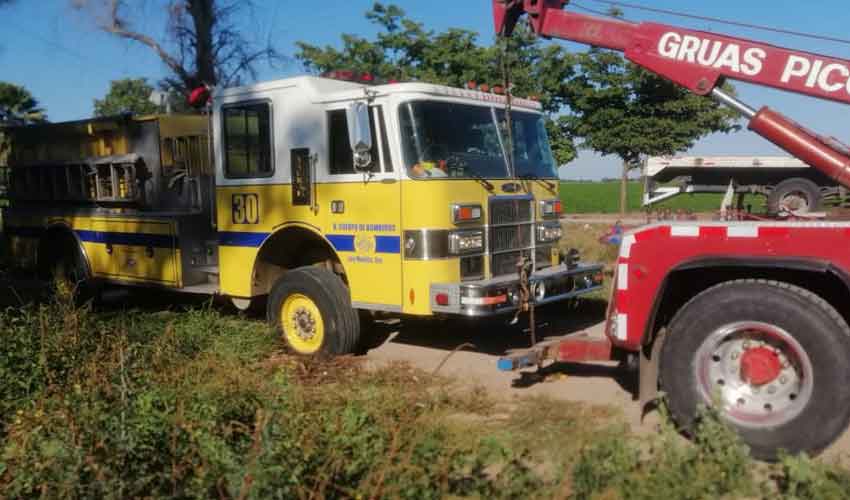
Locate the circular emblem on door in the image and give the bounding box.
[355,233,375,254]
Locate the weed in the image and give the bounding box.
[571,405,755,500]
[777,452,850,500]
[4,294,850,499]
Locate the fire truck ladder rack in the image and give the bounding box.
[9,153,144,204]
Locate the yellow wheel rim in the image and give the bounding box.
[280,293,325,354]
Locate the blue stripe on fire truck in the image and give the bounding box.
[375,235,401,254]
[217,231,269,248]
[326,234,355,252]
[75,230,176,248]
[4,226,177,248]
[216,231,401,254]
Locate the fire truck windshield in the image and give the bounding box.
[399,100,557,180]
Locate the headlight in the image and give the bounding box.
[449,230,484,254]
[539,199,563,219]
[537,223,563,243]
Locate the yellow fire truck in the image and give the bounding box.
[0,74,603,355]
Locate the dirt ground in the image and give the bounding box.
[364,301,850,463]
[365,301,640,419]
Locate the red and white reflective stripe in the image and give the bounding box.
[727,225,760,238]
[612,233,637,342]
[617,263,629,290]
[615,313,628,341]
[620,234,636,258]
[660,221,850,238]
[670,225,699,237]
[461,294,507,306]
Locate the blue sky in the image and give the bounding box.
[1,0,848,179]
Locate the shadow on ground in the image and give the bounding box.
[373,299,607,356]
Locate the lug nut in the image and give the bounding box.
[768,386,777,395]
[779,375,788,385]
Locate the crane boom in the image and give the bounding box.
[494,0,850,188]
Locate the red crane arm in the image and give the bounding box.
[495,0,850,104]
[493,0,850,188]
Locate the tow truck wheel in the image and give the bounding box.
[267,266,360,356]
[660,279,850,460]
[767,178,822,215]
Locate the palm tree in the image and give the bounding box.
[0,82,47,125]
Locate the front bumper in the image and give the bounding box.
[429,263,604,317]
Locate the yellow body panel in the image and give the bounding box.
[216,178,558,315]
[88,219,179,285]
[6,214,181,286]
[218,246,258,297]
[216,180,402,307]
[399,179,559,314]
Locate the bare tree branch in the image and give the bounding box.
[73,0,283,96]
[97,0,192,85]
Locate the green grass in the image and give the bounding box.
[559,181,752,214]
[1,290,849,498]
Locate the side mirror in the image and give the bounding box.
[346,101,373,171]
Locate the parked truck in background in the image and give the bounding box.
[644,155,848,214]
[494,0,850,459]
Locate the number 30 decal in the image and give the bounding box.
[232,194,260,224]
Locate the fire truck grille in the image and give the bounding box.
[491,251,522,277]
[489,198,533,225]
[490,225,532,253]
[489,197,534,277]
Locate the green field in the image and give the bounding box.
[559,181,753,214]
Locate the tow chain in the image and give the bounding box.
[512,255,541,368]
[501,32,542,368]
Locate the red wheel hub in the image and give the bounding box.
[740,346,782,386]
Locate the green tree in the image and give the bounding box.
[558,49,739,215]
[94,78,159,117]
[0,82,46,125]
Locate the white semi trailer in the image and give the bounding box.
[643,156,848,215]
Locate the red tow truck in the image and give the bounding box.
[494,0,850,459]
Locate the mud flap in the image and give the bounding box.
[639,328,666,420]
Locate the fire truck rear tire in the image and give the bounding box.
[38,233,97,303]
[660,279,850,460]
[767,178,822,215]
[267,266,360,356]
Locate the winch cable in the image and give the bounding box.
[500,34,516,180]
[575,0,850,47]
[501,34,542,365]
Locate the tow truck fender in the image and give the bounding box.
[637,255,850,413]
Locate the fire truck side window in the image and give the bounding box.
[222,102,273,178]
[328,109,381,175]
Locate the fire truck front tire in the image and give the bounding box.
[267,267,360,356]
[660,279,850,460]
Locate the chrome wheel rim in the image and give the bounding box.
[779,192,811,214]
[694,321,813,429]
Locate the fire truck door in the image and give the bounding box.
[323,105,402,310]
